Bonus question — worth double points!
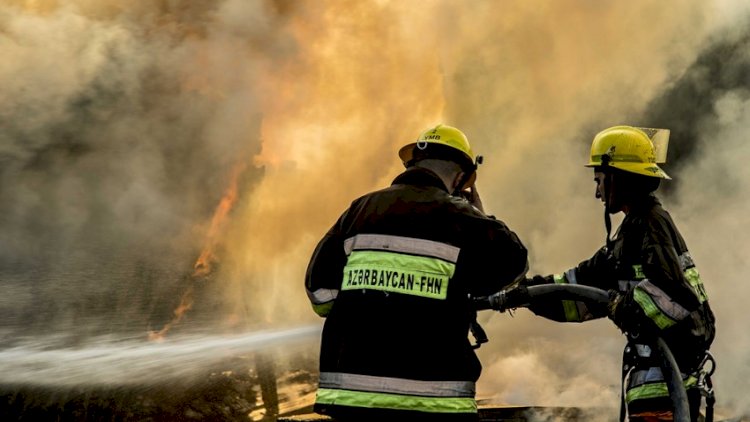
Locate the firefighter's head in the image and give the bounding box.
[586,125,670,213]
[399,124,483,194]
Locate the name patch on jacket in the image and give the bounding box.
[341,250,454,300]
[343,267,448,299]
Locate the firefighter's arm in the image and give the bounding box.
[464,183,484,214]
[524,247,611,322]
[305,216,348,318]
[476,218,529,296]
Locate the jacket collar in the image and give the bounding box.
[623,194,662,219]
[391,167,449,192]
[627,193,661,214]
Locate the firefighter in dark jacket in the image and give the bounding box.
[305,124,529,421]
[521,126,715,421]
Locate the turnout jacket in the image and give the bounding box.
[305,167,528,418]
[526,195,715,415]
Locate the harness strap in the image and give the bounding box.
[469,311,488,349]
[698,352,717,422]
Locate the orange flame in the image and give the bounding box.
[149,161,247,340]
[148,286,194,342]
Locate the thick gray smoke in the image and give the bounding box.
[0,2,279,337]
[662,28,750,415]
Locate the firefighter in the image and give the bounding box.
[519,125,716,421]
[305,124,528,421]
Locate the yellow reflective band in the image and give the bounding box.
[633,287,676,329]
[562,301,581,322]
[312,302,334,317]
[685,268,708,303]
[342,251,454,299]
[626,376,698,403]
[553,274,568,284]
[632,265,645,280]
[553,274,581,321]
[316,388,477,414]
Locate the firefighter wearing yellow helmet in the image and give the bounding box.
[586,125,671,179]
[399,124,483,195]
[519,125,716,421]
[305,124,527,421]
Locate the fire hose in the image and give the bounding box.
[474,284,691,422]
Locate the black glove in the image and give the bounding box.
[607,289,627,330]
[489,285,531,311]
[522,275,549,287]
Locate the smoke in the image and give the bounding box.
[0,1,280,335]
[669,76,750,414]
[1,0,749,417]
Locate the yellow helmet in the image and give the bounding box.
[399,124,481,187]
[399,124,476,167]
[585,125,671,179]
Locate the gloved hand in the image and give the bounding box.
[464,183,484,214]
[522,275,549,287]
[607,289,627,330]
[489,285,531,311]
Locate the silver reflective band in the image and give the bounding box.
[635,344,652,358]
[678,252,695,271]
[629,365,693,386]
[629,367,667,386]
[319,372,475,398]
[574,301,595,321]
[637,280,690,321]
[344,234,460,263]
[306,287,338,304]
[618,280,640,292]
[564,269,578,285]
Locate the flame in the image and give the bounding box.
[149,161,248,340]
[147,286,194,342]
[193,162,246,278]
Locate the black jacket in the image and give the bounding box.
[305,167,528,416]
[526,194,715,414]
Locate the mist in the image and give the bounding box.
[1,0,748,418]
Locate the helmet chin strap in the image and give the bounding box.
[601,156,614,251]
[604,198,613,251]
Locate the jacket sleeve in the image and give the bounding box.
[305,211,349,317]
[525,247,611,323]
[468,218,529,297]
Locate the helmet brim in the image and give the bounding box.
[585,161,671,180]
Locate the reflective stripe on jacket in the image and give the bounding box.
[316,372,477,413]
[305,167,528,416]
[526,194,715,410]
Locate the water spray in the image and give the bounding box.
[0,324,321,387]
